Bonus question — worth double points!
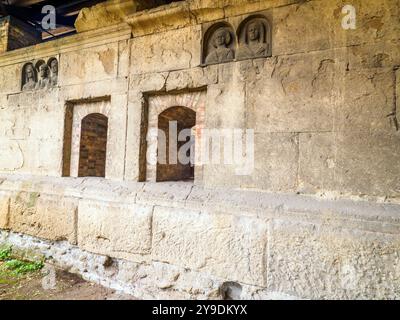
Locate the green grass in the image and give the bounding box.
[0,246,12,261]
[0,246,44,276]
[3,259,44,275]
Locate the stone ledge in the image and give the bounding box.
[0,174,399,230]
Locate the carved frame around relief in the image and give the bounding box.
[21,56,59,91]
[202,21,237,66]
[201,11,273,66]
[236,14,272,61]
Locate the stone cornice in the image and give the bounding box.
[0,23,131,67]
[0,0,302,67]
[125,0,299,37]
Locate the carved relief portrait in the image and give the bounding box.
[21,63,37,91]
[48,58,58,87]
[203,24,236,65]
[21,57,59,92]
[237,16,271,60]
[35,60,50,90]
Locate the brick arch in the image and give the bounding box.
[78,113,108,177]
[157,106,196,182]
[143,91,206,183]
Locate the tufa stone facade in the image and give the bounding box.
[0,0,399,299]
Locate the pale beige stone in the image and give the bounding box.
[240,133,299,193]
[61,43,119,86]
[396,68,400,130]
[75,0,137,33]
[273,0,400,56]
[205,63,246,129]
[298,133,336,194]
[0,63,22,94]
[268,219,400,299]
[152,206,268,286]
[8,192,77,243]
[0,140,24,172]
[126,2,192,37]
[77,200,153,260]
[129,26,201,74]
[335,131,400,198]
[245,54,335,133]
[0,0,399,301]
[0,192,10,229]
[166,67,217,91]
[334,68,395,133]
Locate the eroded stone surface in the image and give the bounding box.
[77,200,153,261]
[268,219,400,299]
[152,206,268,286]
[0,0,399,300]
[8,192,77,243]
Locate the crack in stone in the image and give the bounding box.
[388,67,399,131]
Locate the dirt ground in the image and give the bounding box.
[0,262,137,300]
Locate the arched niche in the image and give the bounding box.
[202,22,236,65]
[157,106,196,182]
[47,57,59,87]
[21,62,37,91]
[35,60,50,90]
[78,113,109,178]
[236,15,272,60]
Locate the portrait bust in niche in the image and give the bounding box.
[237,17,271,60]
[22,63,37,91]
[35,62,50,90]
[205,27,235,65]
[48,58,58,87]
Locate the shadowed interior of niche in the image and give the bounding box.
[157,106,196,182]
[78,113,108,178]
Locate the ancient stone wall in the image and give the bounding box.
[0,0,399,299]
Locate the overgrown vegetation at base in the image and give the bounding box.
[0,246,44,276]
[0,247,12,261]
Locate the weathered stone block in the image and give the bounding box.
[75,0,137,33]
[107,94,128,180]
[245,54,335,133]
[166,67,217,91]
[298,133,336,194]
[117,39,130,78]
[152,206,268,286]
[0,192,10,229]
[8,192,77,243]
[61,43,118,85]
[126,2,192,37]
[335,131,400,198]
[129,26,201,74]
[273,0,400,56]
[60,78,128,101]
[0,140,24,172]
[240,133,298,193]
[77,200,153,260]
[267,219,400,299]
[396,68,400,130]
[136,182,193,208]
[0,63,21,94]
[206,64,246,129]
[334,68,394,133]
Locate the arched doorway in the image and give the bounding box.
[157,106,196,182]
[78,113,108,177]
